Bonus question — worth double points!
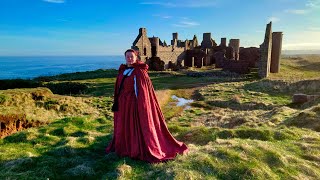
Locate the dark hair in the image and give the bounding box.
[124,49,141,61]
[124,49,138,56]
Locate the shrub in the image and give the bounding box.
[44,99,59,110]
[0,79,41,90]
[46,82,88,95]
[0,94,8,104]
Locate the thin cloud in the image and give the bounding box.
[152,14,172,19]
[43,0,65,3]
[56,18,69,22]
[285,0,319,14]
[173,21,200,27]
[140,0,218,8]
[268,17,280,23]
[284,9,309,14]
[180,17,190,20]
[306,0,320,8]
[161,15,172,19]
[283,42,320,49]
[307,27,320,31]
[282,30,320,50]
[140,2,176,7]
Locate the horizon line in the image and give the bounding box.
[0,50,319,57]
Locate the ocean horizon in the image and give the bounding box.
[0,55,124,80]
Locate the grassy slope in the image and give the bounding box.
[0,55,320,179]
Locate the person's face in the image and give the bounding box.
[125,51,137,66]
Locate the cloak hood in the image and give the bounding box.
[119,61,148,71]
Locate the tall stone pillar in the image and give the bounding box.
[229,39,240,60]
[220,38,227,47]
[192,57,195,67]
[270,32,283,73]
[258,22,272,78]
[201,33,214,49]
[171,32,178,45]
[151,37,159,57]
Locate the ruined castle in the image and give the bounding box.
[131,22,283,78]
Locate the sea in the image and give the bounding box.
[0,56,124,80]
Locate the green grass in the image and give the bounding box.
[0,94,8,104]
[1,116,319,179]
[269,55,320,80]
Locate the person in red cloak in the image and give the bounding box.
[106,49,188,163]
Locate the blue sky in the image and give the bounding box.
[0,0,319,55]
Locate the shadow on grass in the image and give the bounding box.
[243,79,320,96]
[207,100,274,111]
[300,62,320,72]
[34,69,119,82]
[0,117,159,179]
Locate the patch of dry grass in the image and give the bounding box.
[0,87,100,123]
[269,55,320,80]
[284,104,320,131]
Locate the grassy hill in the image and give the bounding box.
[0,55,319,179]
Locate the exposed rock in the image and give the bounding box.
[0,114,46,138]
[292,94,320,104]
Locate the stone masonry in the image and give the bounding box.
[270,32,283,73]
[229,39,240,60]
[132,28,152,61]
[258,22,272,78]
[201,33,217,49]
[131,23,282,76]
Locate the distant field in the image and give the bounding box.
[269,55,320,80]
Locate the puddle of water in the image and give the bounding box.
[171,95,194,107]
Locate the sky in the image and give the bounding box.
[0,0,319,56]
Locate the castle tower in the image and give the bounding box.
[258,22,272,78]
[192,35,198,48]
[270,32,283,73]
[139,28,146,35]
[201,33,215,49]
[171,32,178,46]
[132,27,152,60]
[151,37,159,57]
[220,38,227,47]
[229,39,240,60]
[185,39,189,50]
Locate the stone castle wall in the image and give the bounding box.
[158,46,185,66]
[132,25,282,75]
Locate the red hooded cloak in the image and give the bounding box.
[106,62,188,163]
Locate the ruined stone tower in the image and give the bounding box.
[220,38,227,47]
[258,22,272,78]
[201,33,216,49]
[132,28,152,61]
[150,37,160,57]
[270,32,283,73]
[229,39,240,60]
[171,32,178,46]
